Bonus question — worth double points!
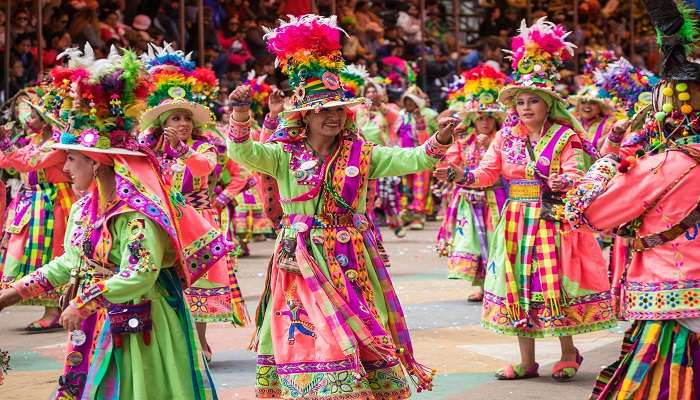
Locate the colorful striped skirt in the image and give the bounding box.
[591,320,700,400]
[0,182,74,306]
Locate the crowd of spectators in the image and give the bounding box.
[0,0,669,110]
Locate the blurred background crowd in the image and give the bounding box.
[0,0,664,111]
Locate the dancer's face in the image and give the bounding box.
[304,106,347,138]
[515,92,548,127]
[403,97,418,113]
[366,86,382,105]
[474,115,496,136]
[163,110,194,141]
[577,101,602,121]
[64,150,96,192]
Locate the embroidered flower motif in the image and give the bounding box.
[655,292,666,309]
[190,296,208,313]
[79,129,100,147]
[683,291,700,308]
[665,292,680,308]
[638,293,654,310]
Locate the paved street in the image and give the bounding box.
[0,222,625,399]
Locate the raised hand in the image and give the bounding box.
[268,89,285,118]
[436,116,464,144]
[229,85,253,122]
[163,127,181,147]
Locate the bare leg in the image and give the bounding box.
[518,336,536,369]
[196,322,211,362]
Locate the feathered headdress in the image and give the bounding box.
[52,44,150,155]
[443,75,466,111]
[582,50,617,80]
[382,56,417,97]
[594,57,656,117]
[263,14,363,114]
[462,65,507,120]
[499,17,576,106]
[244,71,274,118]
[339,64,369,98]
[139,42,217,128]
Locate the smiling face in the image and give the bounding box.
[365,86,382,105]
[577,100,602,121]
[163,109,194,141]
[64,150,96,192]
[304,106,347,138]
[515,92,549,127]
[403,97,418,113]
[474,115,496,136]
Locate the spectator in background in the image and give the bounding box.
[7,57,27,99]
[43,9,71,47]
[0,9,6,52]
[9,33,37,85]
[42,32,73,69]
[99,7,129,47]
[131,14,154,44]
[218,19,253,69]
[154,1,184,45]
[342,21,367,62]
[10,9,34,45]
[479,8,501,37]
[244,18,268,60]
[69,8,104,49]
[396,4,422,45]
[355,1,384,34]
[424,41,454,110]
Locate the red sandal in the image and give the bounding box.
[495,363,539,380]
[551,349,583,382]
[25,316,62,333]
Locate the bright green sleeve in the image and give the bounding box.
[41,252,77,288]
[101,213,169,304]
[41,204,82,288]
[424,109,439,133]
[369,135,450,179]
[226,137,282,178]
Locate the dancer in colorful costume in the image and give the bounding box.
[564,1,700,397]
[227,15,452,399]
[0,86,76,332]
[0,46,229,400]
[139,43,247,362]
[435,17,615,381]
[234,72,276,251]
[436,65,507,302]
[595,57,657,156]
[396,85,438,230]
[353,74,404,236]
[569,85,616,161]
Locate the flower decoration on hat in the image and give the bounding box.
[594,57,657,117]
[263,14,363,113]
[569,84,616,116]
[382,56,417,97]
[139,42,218,128]
[339,64,369,99]
[243,71,273,118]
[499,17,576,106]
[462,65,507,116]
[443,75,466,112]
[582,50,616,80]
[52,44,151,154]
